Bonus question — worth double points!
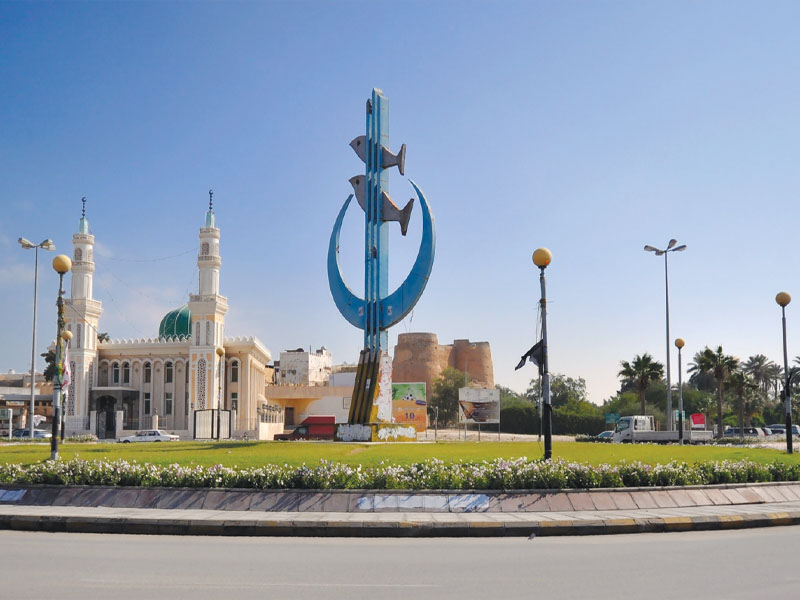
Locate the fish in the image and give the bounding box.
[349,175,414,236]
[350,136,406,175]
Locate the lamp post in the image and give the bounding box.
[533,247,553,460]
[216,347,224,441]
[18,237,55,439]
[776,292,793,454]
[675,338,685,445]
[644,239,687,431]
[50,254,72,461]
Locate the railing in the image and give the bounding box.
[64,416,89,434]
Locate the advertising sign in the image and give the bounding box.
[690,413,706,429]
[458,388,500,424]
[605,412,619,424]
[392,383,427,431]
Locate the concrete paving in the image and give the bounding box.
[2,496,800,537]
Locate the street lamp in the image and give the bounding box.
[50,254,72,461]
[532,247,552,460]
[18,237,55,439]
[216,347,224,441]
[644,239,687,431]
[776,291,793,454]
[675,338,685,445]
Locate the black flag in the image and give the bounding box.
[515,340,544,374]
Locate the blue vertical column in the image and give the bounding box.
[364,89,390,352]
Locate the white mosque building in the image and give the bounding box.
[63,197,273,439]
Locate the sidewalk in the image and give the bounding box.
[2,501,800,537]
[2,489,800,537]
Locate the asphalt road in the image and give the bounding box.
[2,527,799,600]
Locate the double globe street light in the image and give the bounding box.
[18,237,55,439]
[644,239,687,431]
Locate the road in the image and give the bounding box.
[2,527,799,599]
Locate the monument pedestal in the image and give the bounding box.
[335,350,416,442]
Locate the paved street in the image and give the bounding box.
[2,526,799,600]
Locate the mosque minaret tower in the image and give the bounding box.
[64,197,103,417]
[188,190,228,412]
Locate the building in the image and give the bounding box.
[275,347,332,386]
[392,333,494,396]
[62,198,272,439]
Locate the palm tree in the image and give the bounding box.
[689,346,739,439]
[618,354,664,415]
[727,370,758,441]
[743,354,778,396]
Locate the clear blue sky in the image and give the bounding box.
[2,1,798,404]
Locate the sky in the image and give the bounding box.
[1,1,799,404]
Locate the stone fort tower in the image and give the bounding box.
[392,333,494,398]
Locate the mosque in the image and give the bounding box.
[63,196,272,439]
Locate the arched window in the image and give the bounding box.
[122,362,130,384]
[201,242,209,255]
[144,362,151,384]
[74,248,82,261]
[205,322,211,345]
[194,322,200,346]
[112,363,120,384]
[165,361,173,384]
[231,360,239,383]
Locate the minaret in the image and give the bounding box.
[65,197,103,417]
[188,190,228,413]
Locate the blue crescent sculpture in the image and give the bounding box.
[327,89,436,353]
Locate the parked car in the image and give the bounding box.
[768,424,786,435]
[597,430,614,440]
[723,427,765,438]
[11,428,52,439]
[118,429,179,443]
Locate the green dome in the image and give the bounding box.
[158,305,192,339]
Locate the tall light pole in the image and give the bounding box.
[533,247,552,460]
[675,338,685,445]
[776,292,792,454]
[644,239,687,431]
[18,237,55,439]
[50,254,72,461]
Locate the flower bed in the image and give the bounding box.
[2,457,800,491]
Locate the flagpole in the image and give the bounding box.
[533,248,553,460]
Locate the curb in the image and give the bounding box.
[2,510,800,537]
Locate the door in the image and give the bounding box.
[285,407,295,426]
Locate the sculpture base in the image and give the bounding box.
[335,423,417,442]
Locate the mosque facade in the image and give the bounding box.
[63,199,272,438]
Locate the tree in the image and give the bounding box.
[689,346,739,439]
[40,349,55,382]
[727,370,759,439]
[526,374,587,408]
[617,354,664,415]
[743,354,779,397]
[430,367,464,426]
[97,332,110,343]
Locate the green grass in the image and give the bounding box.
[1,440,798,468]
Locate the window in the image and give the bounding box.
[194,322,199,346]
[165,392,173,415]
[122,362,130,384]
[231,361,239,383]
[74,248,82,261]
[144,392,151,415]
[144,362,151,383]
[231,393,238,412]
[201,242,209,255]
[112,363,120,384]
[206,322,211,345]
[165,361,173,383]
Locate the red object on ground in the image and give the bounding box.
[274,415,335,441]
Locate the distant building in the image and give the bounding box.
[392,333,494,396]
[275,347,332,386]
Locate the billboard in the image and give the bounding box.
[392,383,426,431]
[458,388,500,424]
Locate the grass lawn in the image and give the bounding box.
[0,440,798,468]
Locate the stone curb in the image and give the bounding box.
[2,509,800,538]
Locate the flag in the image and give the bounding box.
[61,339,71,388]
[515,340,544,374]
